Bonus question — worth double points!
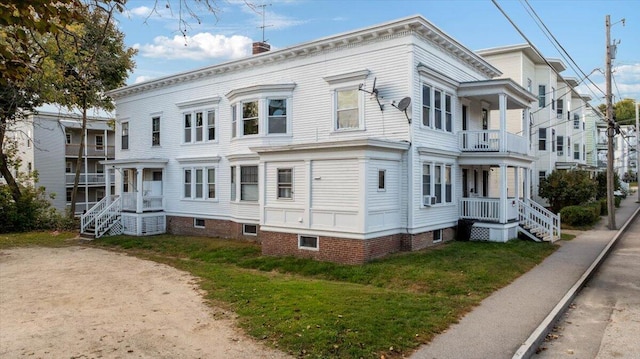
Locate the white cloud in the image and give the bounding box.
[128,6,153,17]
[134,75,154,84]
[135,33,253,61]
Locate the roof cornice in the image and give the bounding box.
[108,15,500,99]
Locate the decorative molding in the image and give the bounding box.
[175,155,222,163]
[225,84,296,101]
[322,69,370,85]
[175,96,221,109]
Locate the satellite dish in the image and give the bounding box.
[392,96,412,124]
[397,97,411,111]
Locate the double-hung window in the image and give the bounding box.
[557,136,564,156]
[336,88,359,130]
[195,112,204,142]
[152,116,160,146]
[422,164,431,198]
[539,128,547,151]
[183,167,216,200]
[184,113,192,143]
[422,85,431,127]
[434,91,442,130]
[231,104,237,139]
[242,101,259,135]
[240,166,258,201]
[230,166,236,201]
[434,165,442,204]
[538,85,546,108]
[556,99,563,119]
[277,168,292,199]
[207,110,215,140]
[95,135,104,151]
[574,143,580,160]
[573,113,580,129]
[268,99,287,134]
[422,162,453,206]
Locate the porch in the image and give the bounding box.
[459,130,528,156]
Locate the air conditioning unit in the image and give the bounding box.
[423,195,436,207]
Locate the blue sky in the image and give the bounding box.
[115,0,640,105]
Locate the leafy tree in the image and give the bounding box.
[539,170,597,213]
[41,3,136,217]
[595,171,621,200]
[598,98,637,125]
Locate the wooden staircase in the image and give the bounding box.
[517,199,560,243]
[80,195,123,239]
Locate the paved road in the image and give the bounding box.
[536,214,640,358]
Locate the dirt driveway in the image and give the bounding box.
[0,246,291,359]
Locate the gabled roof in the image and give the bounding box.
[108,15,501,99]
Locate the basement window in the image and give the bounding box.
[433,229,443,243]
[298,235,319,250]
[194,218,205,228]
[243,224,258,236]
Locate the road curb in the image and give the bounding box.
[512,205,640,359]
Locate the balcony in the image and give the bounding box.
[65,172,115,185]
[66,144,115,157]
[459,130,528,156]
[121,193,164,212]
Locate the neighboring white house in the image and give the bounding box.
[83,15,559,264]
[477,44,603,204]
[6,111,115,214]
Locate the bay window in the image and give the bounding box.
[240,166,258,201]
[242,101,259,135]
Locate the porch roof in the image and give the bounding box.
[458,78,536,109]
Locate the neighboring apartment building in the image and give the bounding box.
[8,111,115,214]
[477,44,601,203]
[82,16,559,264]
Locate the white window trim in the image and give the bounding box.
[242,224,258,236]
[95,134,104,151]
[277,168,294,200]
[151,116,161,146]
[377,169,386,192]
[120,120,129,150]
[298,234,319,251]
[420,81,455,133]
[266,97,291,136]
[240,100,260,137]
[194,218,205,228]
[332,85,364,132]
[433,229,443,243]
[422,161,454,207]
[182,107,218,144]
[181,165,218,201]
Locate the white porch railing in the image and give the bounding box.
[81,195,116,233]
[459,130,528,155]
[460,197,500,221]
[94,196,123,238]
[66,172,115,185]
[121,193,164,212]
[517,199,561,242]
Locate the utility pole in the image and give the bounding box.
[605,14,616,230]
[636,100,640,203]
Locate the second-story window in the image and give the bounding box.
[556,99,563,119]
[152,116,160,146]
[336,88,359,130]
[66,132,72,144]
[95,135,104,151]
[231,104,237,139]
[121,122,129,150]
[184,113,192,142]
[422,84,431,127]
[539,127,547,151]
[242,101,259,135]
[551,87,556,110]
[557,136,564,156]
[574,143,580,160]
[207,110,215,141]
[195,112,204,142]
[538,85,546,108]
[268,99,287,134]
[573,113,580,129]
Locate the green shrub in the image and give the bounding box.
[0,184,72,233]
[599,198,608,215]
[539,170,597,213]
[560,205,600,227]
[615,196,621,208]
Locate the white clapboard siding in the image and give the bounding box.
[311,159,359,210]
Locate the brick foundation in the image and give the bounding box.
[167,215,457,264]
[166,216,260,241]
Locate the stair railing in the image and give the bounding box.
[94,196,123,239]
[81,195,117,234]
[517,199,561,243]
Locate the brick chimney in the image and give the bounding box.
[252,41,271,55]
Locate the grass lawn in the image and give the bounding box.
[78,235,557,358]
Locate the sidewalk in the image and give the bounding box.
[410,195,640,359]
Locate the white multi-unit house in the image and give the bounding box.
[82,15,560,264]
[6,111,115,214]
[477,44,603,204]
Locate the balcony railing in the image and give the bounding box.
[459,130,528,156]
[65,172,115,185]
[121,193,164,212]
[65,144,115,157]
[459,197,518,222]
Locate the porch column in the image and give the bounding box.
[136,166,143,214]
[514,166,520,200]
[105,166,111,198]
[524,168,531,201]
[523,107,530,152]
[499,93,507,152]
[499,164,508,224]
